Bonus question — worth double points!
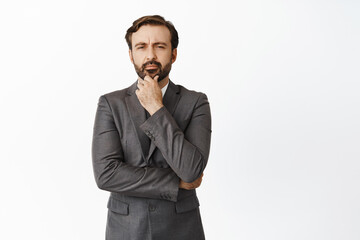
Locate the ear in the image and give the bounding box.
[171,48,177,63]
[129,49,134,64]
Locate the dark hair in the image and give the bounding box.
[125,15,179,50]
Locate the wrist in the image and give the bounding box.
[148,103,163,115]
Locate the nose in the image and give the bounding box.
[146,47,157,61]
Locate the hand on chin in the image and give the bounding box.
[144,71,159,80]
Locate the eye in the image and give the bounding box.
[157,45,165,49]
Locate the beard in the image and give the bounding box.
[133,58,172,82]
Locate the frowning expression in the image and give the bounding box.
[129,25,177,81]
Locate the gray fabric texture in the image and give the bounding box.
[92,80,211,239]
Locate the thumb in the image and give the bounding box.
[154,75,159,82]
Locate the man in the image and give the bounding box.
[92,15,212,240]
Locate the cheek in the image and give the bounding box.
[132,52,146,63]
[158,51,173,63]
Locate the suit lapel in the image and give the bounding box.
[163,80,181,115]
[125,82,150,163]
[147,80,181,161]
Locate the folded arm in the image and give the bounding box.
[140,93,212,183]
[92,96,180,202]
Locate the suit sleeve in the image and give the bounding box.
[92,96,180,202]
[140,93,212,183]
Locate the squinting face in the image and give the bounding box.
[129,25,177,81]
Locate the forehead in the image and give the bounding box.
[131,25,171,45]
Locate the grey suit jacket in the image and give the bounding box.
[92,80,211,240]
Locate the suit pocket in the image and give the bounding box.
[175,194,200,214]
[107,196,129,215]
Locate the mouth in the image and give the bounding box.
[145,64,159,70]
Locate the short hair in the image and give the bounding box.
[125,15,179,50]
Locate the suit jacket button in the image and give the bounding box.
[149,205,156,212]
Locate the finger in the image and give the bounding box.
[138,78,145,86]
[137,83,144,90]
[154,75,159,82]
[143,75,154,82]
[137,79,147,88]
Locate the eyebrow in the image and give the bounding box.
[134,42,146,48]
[154,42,168,46]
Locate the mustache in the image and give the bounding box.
[141,61,162,71]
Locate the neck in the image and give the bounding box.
[158,76,169,89]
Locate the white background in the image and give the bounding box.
[1,0,359,239]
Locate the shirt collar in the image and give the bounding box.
[161,80,169,97]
